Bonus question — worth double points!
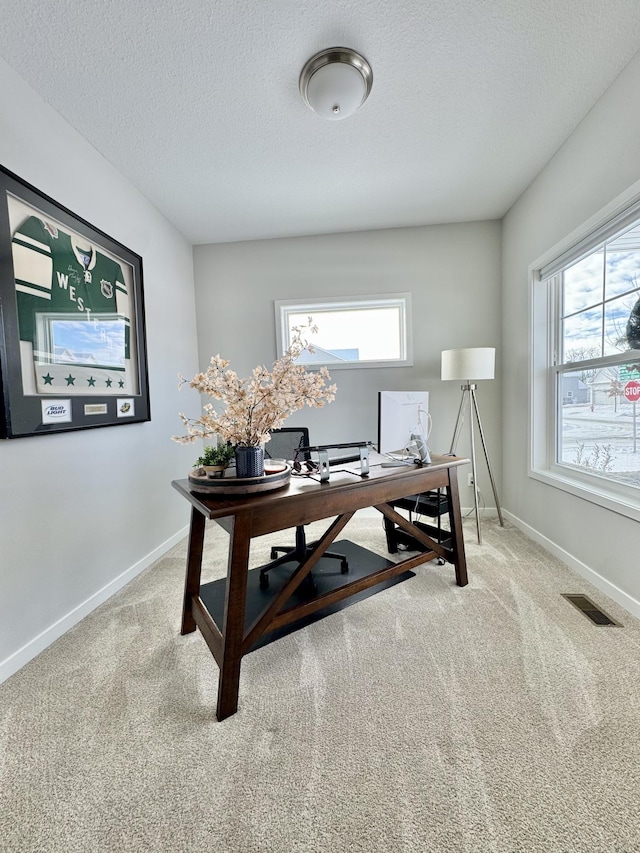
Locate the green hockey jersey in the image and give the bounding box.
[11,215,133,394]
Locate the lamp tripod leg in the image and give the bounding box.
[470,387,504,527]
[449,389,468,455]
[468,391,482,544]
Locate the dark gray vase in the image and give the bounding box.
[235,445,264,478]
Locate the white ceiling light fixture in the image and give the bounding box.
[299,47,373,121]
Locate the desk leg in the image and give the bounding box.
[447,467,468,587]
[181,507,206,635]
[383,515,399,553]
[217,513,251,722]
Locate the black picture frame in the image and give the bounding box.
[0,166,150,438]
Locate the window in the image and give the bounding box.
[275,293,412,369]
[531,199,640,518]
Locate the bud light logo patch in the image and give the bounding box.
[41,399,71,424]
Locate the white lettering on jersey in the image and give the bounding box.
[57,271,69,289]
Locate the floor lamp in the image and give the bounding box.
[441,347,504,544]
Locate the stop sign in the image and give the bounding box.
[624,380,640,402]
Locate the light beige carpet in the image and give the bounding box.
[1,515,639,853]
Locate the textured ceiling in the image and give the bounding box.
[2,0,640,245]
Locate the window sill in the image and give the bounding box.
[529,466,640,523]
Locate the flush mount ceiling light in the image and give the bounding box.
[299,47,373,121]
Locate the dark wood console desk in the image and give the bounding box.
[172,453,469,721]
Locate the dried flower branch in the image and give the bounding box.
[172,324,336,447]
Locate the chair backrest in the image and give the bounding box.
[265,427,310,462]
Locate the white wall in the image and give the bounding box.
[193,221,502,490]
[502,51,640,615]
[0,59,201,681]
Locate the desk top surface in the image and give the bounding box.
[172,453,468,521]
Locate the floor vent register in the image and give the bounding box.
[562,594,621,626]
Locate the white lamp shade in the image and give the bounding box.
[441,347,495,381]
[305,61,367,120]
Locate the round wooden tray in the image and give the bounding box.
[188,461,291,495]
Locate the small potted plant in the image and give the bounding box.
[194,443,235,478]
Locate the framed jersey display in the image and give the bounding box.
[0,166,150,438]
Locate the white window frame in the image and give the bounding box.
[530,179,640,522]
[274,293,413,369]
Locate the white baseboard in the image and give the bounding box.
[503,510,640,621]
[0,525,189,686]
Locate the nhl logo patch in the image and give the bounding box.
[100,279,113,298]
[43,221,59,238]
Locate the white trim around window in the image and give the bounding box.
[529,178,640,522]
[275,293,413,369]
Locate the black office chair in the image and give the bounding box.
[260,426,349,590]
